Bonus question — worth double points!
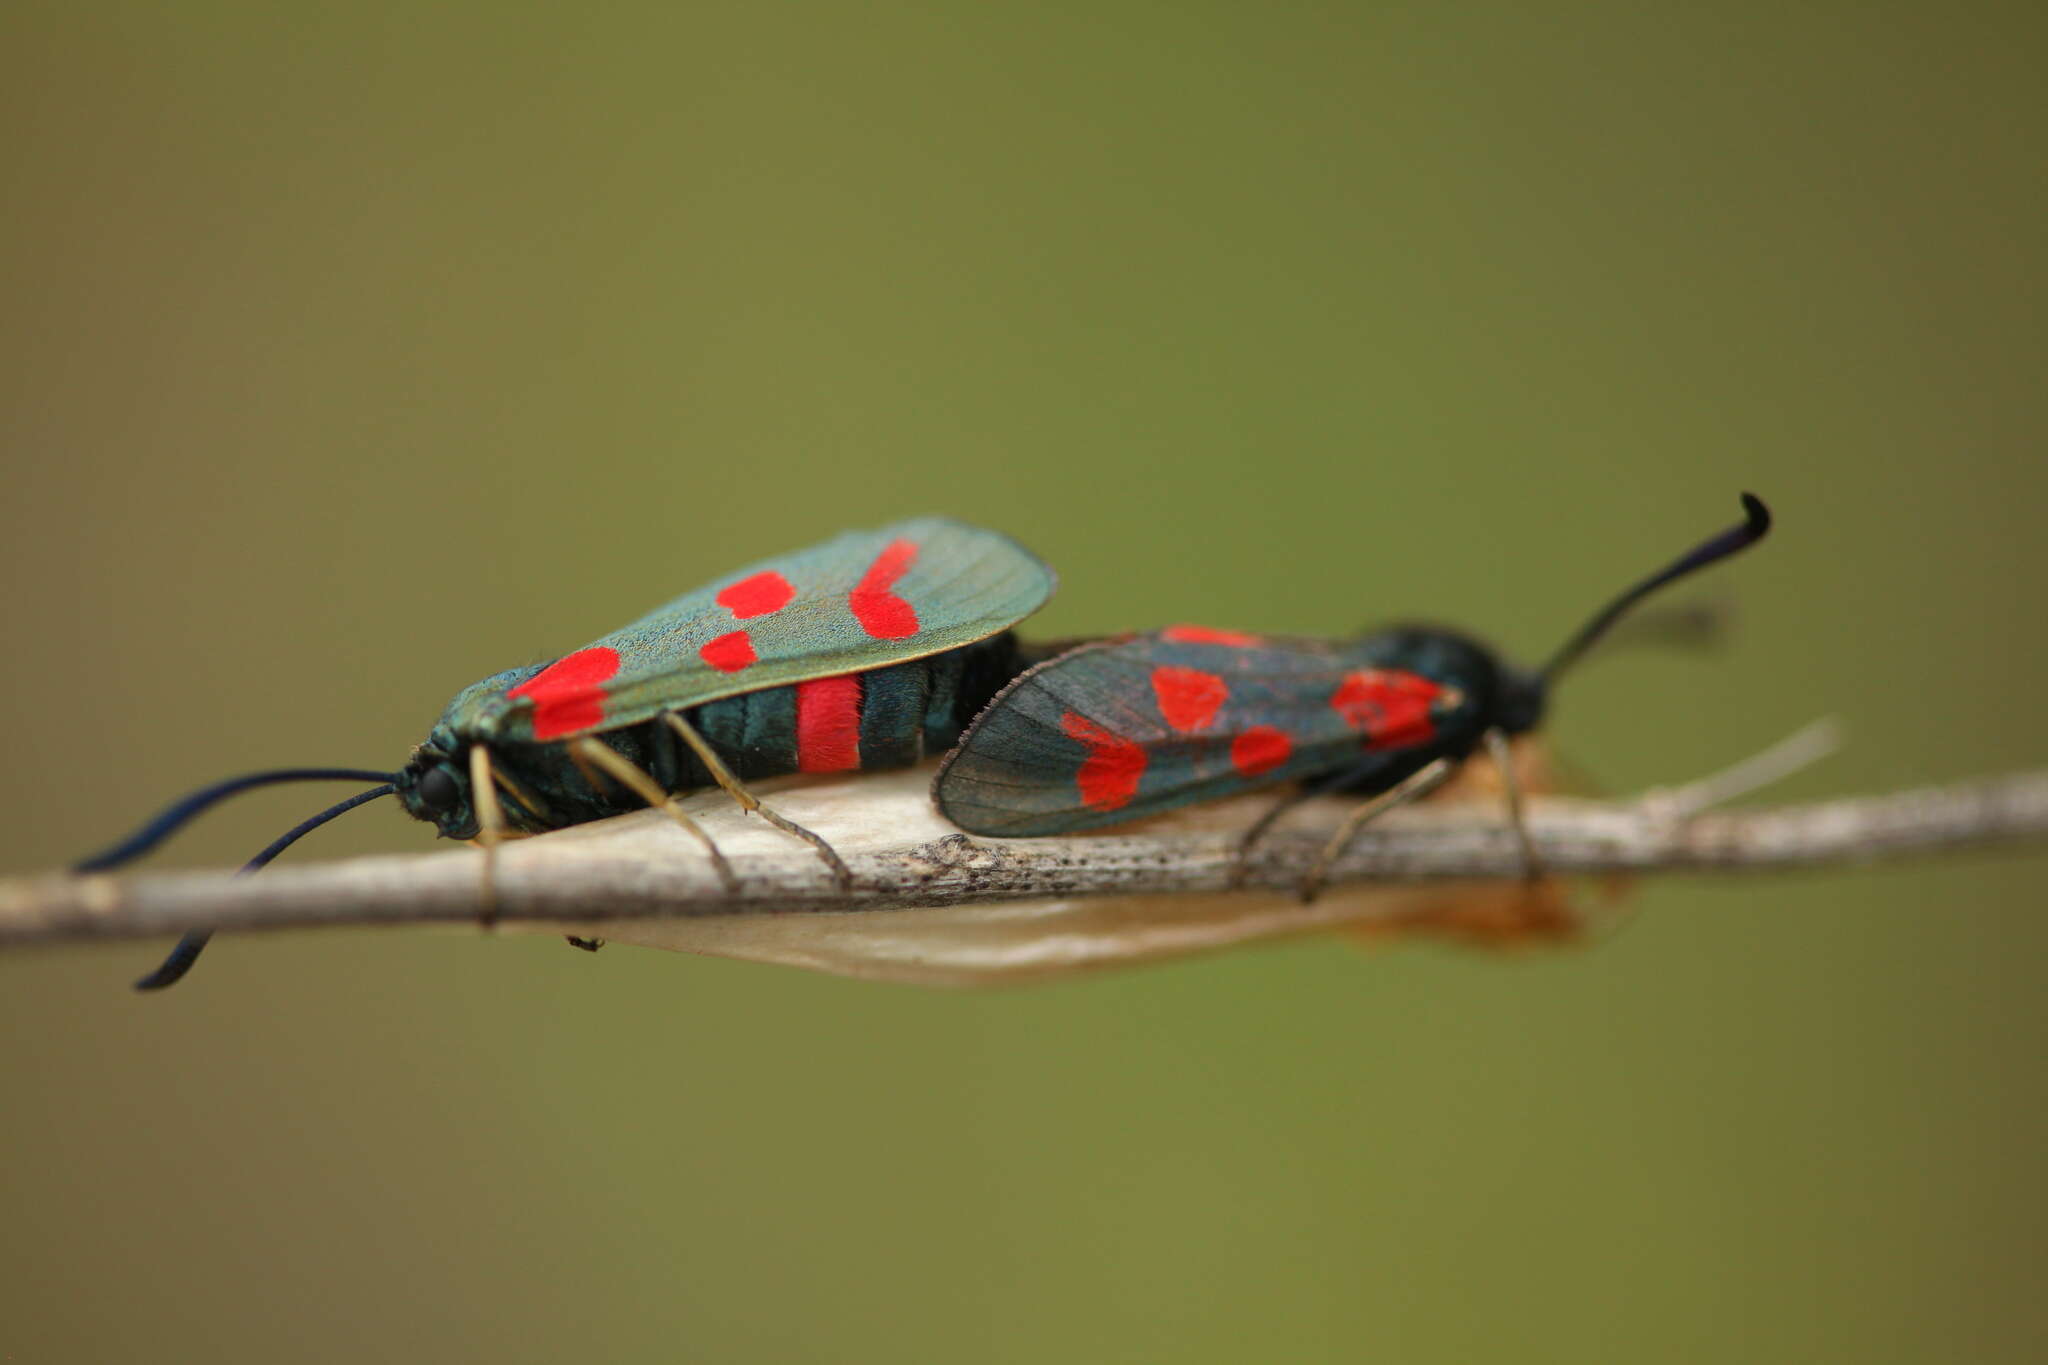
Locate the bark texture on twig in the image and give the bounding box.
[6,757,2046,984]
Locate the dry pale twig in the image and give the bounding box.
[3,729,2046,985]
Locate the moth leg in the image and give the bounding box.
[1637,716,1841,821]
[488,763,556,826]
[1298,758,1456,904]
[1226,788,1318,889]
[661,711,854,890]
[1230,760,1399,890]
[566,740,616,797]
[568,736,740,891]
[1484,728,1543,881]
[468,745,509,927]
[565,936,605,952]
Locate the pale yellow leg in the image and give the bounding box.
[488,763,555,825]
[568,736,739,890]
[662,711,854,889]
[1226,788,1316,890]
[1298,757,1456,904]
[565,743,613,797]
[1485,728,1542,880]
[468,744,508,927]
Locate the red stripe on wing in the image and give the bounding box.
[1060,712,1146,811]
[1329,670,1443,747]
[509,647,621,741]
[849,538,921,640]
[699,630,758,673]
[1151,665,1228,733]
[716,570,795,619]
[1230,726,1292,777]
[1160,624,1264,647]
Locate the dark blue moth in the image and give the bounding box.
[934,495,1771,889]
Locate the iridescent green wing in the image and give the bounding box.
[450,518,1055,743]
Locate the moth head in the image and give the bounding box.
[395,738,478,839]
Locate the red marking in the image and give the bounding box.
[849,537,920,640]
[508,647,621,741]
[717,570,795,620]
[698,630,757,673]
[1329,670,1443,747]
[1060,712,1147,811]
[1231,726,1292,778]
[796,674,863,772]
[1151,665,1227,733]
[1162,624,1264,647]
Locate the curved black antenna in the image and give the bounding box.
[1540,493,1771,684]
[74,768,397,873]
[132,782,398,991]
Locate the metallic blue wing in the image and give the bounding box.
[933,628,1477,835]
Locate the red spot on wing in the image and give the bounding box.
[1161,624,1265,647]
[508,646,621,741]
[849,538,920,640]
[699,630,757,673]
[795,674,863,772]
[1151,665,1228,733]
[1060,712,1147,812]
[717,570,795,620]
[1330,670,1443,747]
[1230,726,1292,778]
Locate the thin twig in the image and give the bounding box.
[6,746,2048,987]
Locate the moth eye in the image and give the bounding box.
[417,767,460,815]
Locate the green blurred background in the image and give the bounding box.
[3,3,2043,1361]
